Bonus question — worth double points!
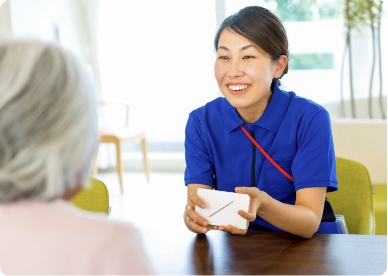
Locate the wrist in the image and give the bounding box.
[256,191,269,216]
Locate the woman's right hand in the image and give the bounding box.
[184,184,216,234]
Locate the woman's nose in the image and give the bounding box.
[227,60,243,78]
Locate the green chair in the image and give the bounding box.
[327,157,375,234]
[373,184,387,235]
[70,178,110,215]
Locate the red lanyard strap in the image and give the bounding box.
[240,125,294,182]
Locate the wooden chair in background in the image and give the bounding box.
[92,102,150,193]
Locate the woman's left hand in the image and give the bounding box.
[217,187,264,235]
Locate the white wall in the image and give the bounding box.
[5,0,87,63]
[331,118,387,184]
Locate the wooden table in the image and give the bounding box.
[139,227,387,275]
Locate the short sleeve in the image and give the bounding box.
[184,112,215,187]
[291,108,338,192]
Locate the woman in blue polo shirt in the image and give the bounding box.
[183,6,339,238]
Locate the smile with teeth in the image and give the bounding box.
[228,84,250,91]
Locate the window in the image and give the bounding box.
[98,1,218,155]
[224,0,344,108]
[223,0,387,118]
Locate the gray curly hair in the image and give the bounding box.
[0,38,98,202]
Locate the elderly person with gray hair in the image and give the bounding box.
[0,38,154,275]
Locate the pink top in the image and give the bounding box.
[0,199,155,275]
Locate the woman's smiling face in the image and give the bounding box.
[214,29,285,123]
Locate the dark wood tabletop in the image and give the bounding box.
[139,227,387,275]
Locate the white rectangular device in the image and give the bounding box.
[195,188,250,230]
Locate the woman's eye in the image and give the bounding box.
[219,56,229,60]
[243,56,254,60]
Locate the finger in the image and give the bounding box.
[185,205,208,227]
[184,205,194,219]
[218,225,243,234]
[217,225,227,232]
[184,210,208,234]
[238,210,257,222]
[226,225,247,235]
[235,186,253,195]
[188,193,206,209]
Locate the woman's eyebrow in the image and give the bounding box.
[218,45,255,51]
[218,46,229,51]
[241,45,255,51]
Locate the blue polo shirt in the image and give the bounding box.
[184,82,338,232]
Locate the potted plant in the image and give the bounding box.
[340,0,385,119]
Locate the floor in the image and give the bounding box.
[96,171,188,230]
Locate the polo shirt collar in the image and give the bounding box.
[222,81,291,133]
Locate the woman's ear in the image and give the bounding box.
[273,55,288,79]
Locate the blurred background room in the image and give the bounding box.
[0,0,386,234]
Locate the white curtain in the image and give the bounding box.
[0,1,12,35]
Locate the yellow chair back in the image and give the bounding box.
[70,178,110,215]
[327,157,375,234]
